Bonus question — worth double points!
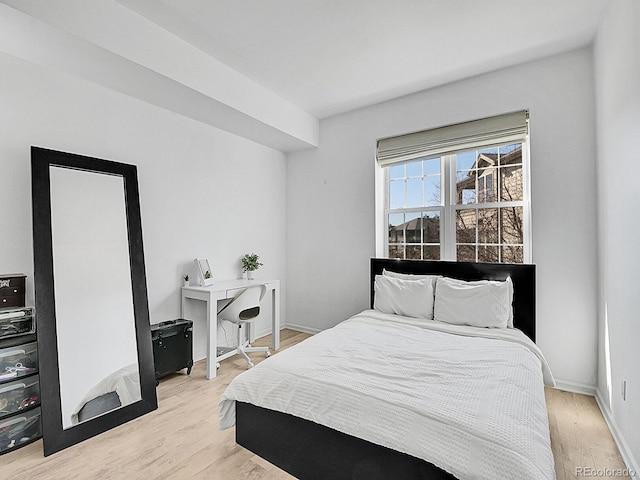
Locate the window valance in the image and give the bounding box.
[376,110,529,167]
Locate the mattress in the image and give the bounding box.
[220,309,556,480]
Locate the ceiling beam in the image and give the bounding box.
[0,1,319,152]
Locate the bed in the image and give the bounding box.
[70,364,141,425]
[219,259,556,480]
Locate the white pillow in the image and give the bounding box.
[374,274,434,320]
[434,276,513,329]
[382,269,441,290]
[435,276,515,328]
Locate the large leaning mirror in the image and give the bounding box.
[31,146,157,456]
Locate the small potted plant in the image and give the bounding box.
[241,253,263,280]
[182,274,190,287]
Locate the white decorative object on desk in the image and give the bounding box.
[195,258,214,286]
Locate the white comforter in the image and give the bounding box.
[220,310,556,480]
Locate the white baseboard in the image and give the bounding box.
[250,325,285,338]
[553,379,597,396]
[252,324,319,340]
[280,322,320,335]
[594,390,640,475]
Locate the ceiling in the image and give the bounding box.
[0,0,609,151]
[117,0,609,119]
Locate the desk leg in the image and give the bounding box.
[206,298,217,379]
[272,286,280,351]
[182,291,217,379]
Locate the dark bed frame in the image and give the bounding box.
[235,259,536,480]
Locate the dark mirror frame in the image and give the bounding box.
[31,146,157,456]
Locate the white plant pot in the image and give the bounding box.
[247,270,255,280]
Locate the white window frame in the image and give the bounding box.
[381,139,531,263]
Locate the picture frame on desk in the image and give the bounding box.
[195,258,214,286]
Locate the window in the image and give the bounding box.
[387,157,442,260]
[377,111,530,263]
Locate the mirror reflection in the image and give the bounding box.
[49,167,141,429]
[196,258,214,286]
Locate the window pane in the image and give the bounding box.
[456,170,476,204]
[500,143,520,158]
[500,206,523,244]
[456,209,476,244]
[500,143,522,166]
[406,178,422,208]
[388,213,404,244]
[390,164,405,180]
[388,245,403,259]
[461,188,476,204]
[389,213,404,226]
[501,245,523,263]
[424,176,440,206]
[389,180,404,209]
[456,150,476,170]
[423,158,440,176]
[478,245,499,263]
[479,146,499,156]
[405,213,421,243]
[423,245,440,260]
[406,245,421,259]
[478,168,497,203]
[500,165,523,202]
[422,212,440,243]
[478,208,498,244]
[457,245,476,262]
[406,160,422,177]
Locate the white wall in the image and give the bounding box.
[594,0,640,471]
[286,48,599,389]
[0,52,287,361]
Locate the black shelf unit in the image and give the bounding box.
[0,307,41,455]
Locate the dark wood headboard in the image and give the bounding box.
[370,258,536,342]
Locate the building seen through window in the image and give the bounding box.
[386,143,527,263]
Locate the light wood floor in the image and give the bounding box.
[0,329,630,480]
[545,388,631,480]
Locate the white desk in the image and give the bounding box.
[181,279,280,379]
